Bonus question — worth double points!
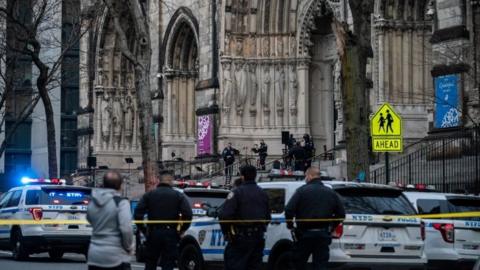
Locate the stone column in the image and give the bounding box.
[403,27,412,103]
[187,77,195,138]
[179,76,187,136]
[297,59,310,130]
[384,29,391,101]
[378,27,385,103]
[95,92,102,151]
[166,77,173,135]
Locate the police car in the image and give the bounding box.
[404,190,480,269]
[178,172,427,270]
[0,178,91,260]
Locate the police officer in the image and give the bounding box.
[303,134,315,170]
[220,165,271,270]
[134,171,193,270]
[288,142,307,172]
[222,142,239,180]
[285,167,345,270]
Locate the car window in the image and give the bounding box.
[0,192,12,208]
[264,188,285,214]
[447,198,480,221]
[417,199,444,214]
[38,188,91,205]
[6,190,22,208]
[25,190,41,205]
[336,188,416,215]
[184,191,228,209]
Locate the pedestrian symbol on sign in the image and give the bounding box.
[371,103,403,152]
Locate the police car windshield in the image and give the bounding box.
[336,188,416,215]
[184,191,228,209]
[26,188,91,205]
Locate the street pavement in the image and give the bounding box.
[0,251,150,270]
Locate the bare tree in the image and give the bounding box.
[0,0,94,177]
[332,0,374,180]
[102,0,159,191]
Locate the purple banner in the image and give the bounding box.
[197,115,213,155]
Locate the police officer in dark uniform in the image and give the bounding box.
[303,134,315,170]
[220,165,271,270]
[288,142,307,172]
[222,142,239,180]
[134,171,193,270]
[285,166,345,270]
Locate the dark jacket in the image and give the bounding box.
[289,145,307,161]
[285,179,345,231]
[134,183,193,233]
[219,181,271,235]
[222,147,238,164]
[258,143,268,158]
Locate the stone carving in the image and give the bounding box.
[235,62,247,115]
[126,74,134,88]
[100,93,112,147]
[275,65,285,111]
[112,95,123,148]
[124,95,134,139]
[289,65,298,114]
[222,62,233,111]
[333,60,342,101]
[249,64,258,107]
[289,36,296,56]
[262,66,271,112]
[236,39,243,56]
[277,37,283,57]
[263,37,270,57]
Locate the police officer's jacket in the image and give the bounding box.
[222,147,236,164]
[134,183,193,232]
[258,143,268,157]
[285,179,345,231]
[219,181,271,234]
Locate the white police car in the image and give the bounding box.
[404,191,480,269]
[178,174,427,270]
[0,178,91,260]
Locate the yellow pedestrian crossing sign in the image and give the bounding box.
[371,103,403,152]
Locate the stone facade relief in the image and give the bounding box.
[235,62,248,115]
[262,65,271,113]
[222,62,233,112]
[289,64,298,115]
[275,64,285,114]
[249,63,258,110]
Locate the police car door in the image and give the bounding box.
[447,196,480,257]
[263,185,290,259]
[336,187,424,258]
[0,191,14,240]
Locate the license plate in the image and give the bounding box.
[67,214,81,220]
[378,229,397,241]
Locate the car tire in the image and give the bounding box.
[48,250,64,260]
[11,230,29,261]
[273,251,294,270]
[179,244,203,270]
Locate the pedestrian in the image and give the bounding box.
[252,140,268,170]
[303,134,315,170]
[285,167,346,270]
[134,170,193,270]
[222,142,239,180]
[87,171,133,270]
[219,165,271,270]
[289,142,307,172]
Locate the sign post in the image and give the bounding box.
[370,103,403,184]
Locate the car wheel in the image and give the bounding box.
[11,230,29,261]
[273,251,294,270]
[48,250,64,260]
[179,244,203,270]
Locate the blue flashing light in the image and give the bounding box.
[21,177,32,185]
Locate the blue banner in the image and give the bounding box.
[434,74,461,128]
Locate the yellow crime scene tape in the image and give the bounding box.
[1,211,480,226]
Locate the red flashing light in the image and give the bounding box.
[415,184,427,190]
[193,203,202,208]
[29,208,43,221]
[53,199,60,204]
[51,178,59,184]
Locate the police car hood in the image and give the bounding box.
[92,188,116,206]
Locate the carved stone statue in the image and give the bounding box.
[275,65,285,110]
[263,37,270,57]
[334,60,342,101]
[262,66,271,112]
[289,65,298,114]
[100,93,112,147]
[235,62,247,115]
[249,64,258,107]
[236,39,243,56]
[124,95,134,139]
[222,62,233,110]
[112,95,123,148]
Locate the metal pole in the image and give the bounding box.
[385,152,390,185]
[442,139,446,192]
